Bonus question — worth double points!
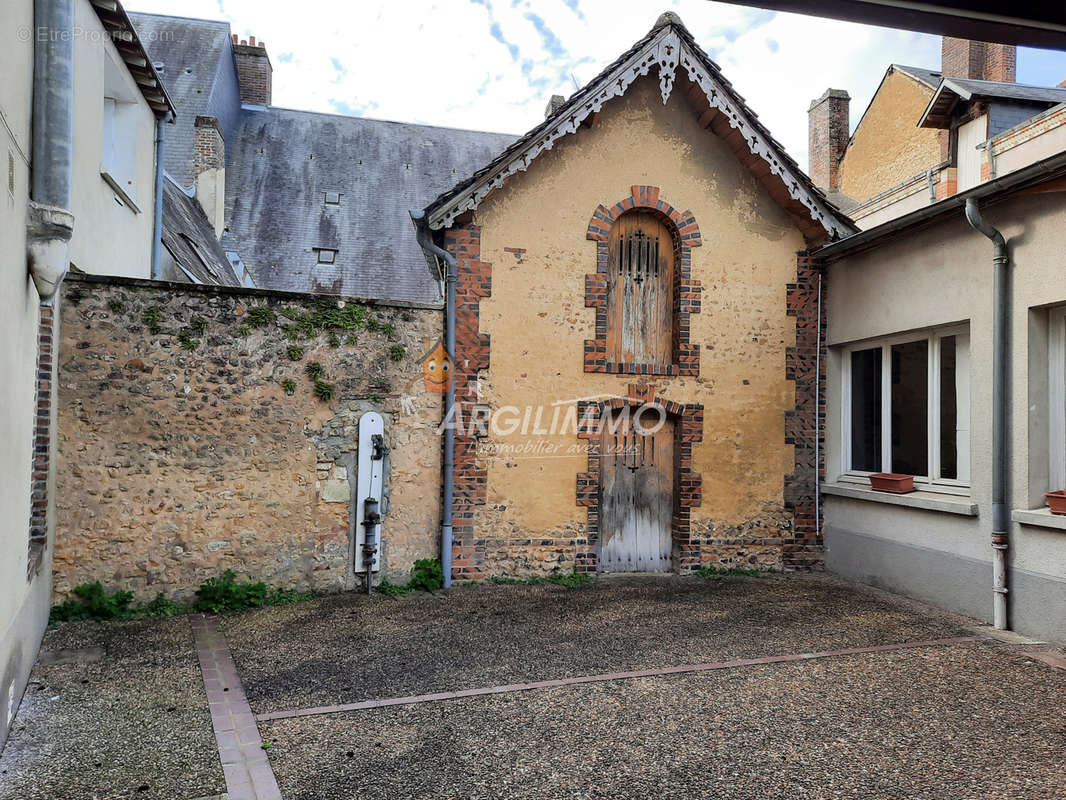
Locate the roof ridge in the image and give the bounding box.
[254,105,518,138]
[127,10,231,27]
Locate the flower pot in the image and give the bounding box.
[1045,490,1066,515]
[869,473,915,494]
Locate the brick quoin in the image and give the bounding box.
[575,384,704,575]
[585,186,702,377]
[783,253,826,570]
[27,306,54,579]
[444,225,492,581]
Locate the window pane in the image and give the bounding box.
[939,336,958,479]
[891,340,928,476]
[850,348,881,471]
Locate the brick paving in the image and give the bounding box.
[191,615,282,800]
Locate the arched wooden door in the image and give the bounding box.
[598,408,674,572]
[606,211,674,367]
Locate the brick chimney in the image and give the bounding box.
[941,37,1016,83]
[233,34,272,106]
[808,89,850,193]
[193,115,226,235]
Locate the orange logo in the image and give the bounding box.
[421,341,452,393]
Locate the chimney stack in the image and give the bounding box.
[193,116,226,235]
[544,94,565,119]
[808,89,850,193]
[941,37,1016,83]
[233,34,272,106]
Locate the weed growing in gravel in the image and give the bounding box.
[487,572,593,588]
[140,593,186,617]
[409,559,444,591]
[50,583,135,622]
[195,569,311,613]
[693,566,763,578]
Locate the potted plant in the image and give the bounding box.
[1045,490,1066,515]
[870,473,916,494]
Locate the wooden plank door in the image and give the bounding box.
[606,212,674,366]
[599,409,674,572]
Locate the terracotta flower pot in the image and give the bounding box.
[1045,490,1066,515]
[869,473,915,494]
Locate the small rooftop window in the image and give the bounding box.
[315,248,337,264]
[324,191,341,205]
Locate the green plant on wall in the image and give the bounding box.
[365,317,380,333]
[389,345,405,362]
[304,361,324,380]
[313,379,334,401]
[238,325,251,337]
[281,378,297,395]
[142,308,162,334]
[382,322,396,339]
[190,316,208,334]
[346,334,358,347]
[108,298,124,313]
[247,305,275,328]
[177,331,200,351]
[287,345,304,361]
[328,333,341,348]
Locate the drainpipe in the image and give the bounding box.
[27,0,75,304]
[151,113,173,280]
[964,198,1009,630]
[410,209,455,588]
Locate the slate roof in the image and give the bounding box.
[920,77,1066,128]
[129,12,242,186]
[224,108,515,303]
[893,64,941,90]
[424,12,856,241]
[161,177,241,286]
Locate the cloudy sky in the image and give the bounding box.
[127,0,1066,169]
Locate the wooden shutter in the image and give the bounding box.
[606,213,674,366]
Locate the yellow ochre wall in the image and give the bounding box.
[839,69,942,204]
[466,75,807,570]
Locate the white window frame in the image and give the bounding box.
[840,325,970,494]
[1049,306,1066,491]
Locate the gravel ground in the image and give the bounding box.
[224,574,972,714]
[260,641,1066,800]
[0,616,224,800]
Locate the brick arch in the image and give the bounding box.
[584,186,703,376]
[575,384,703,574]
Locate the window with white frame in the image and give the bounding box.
[1048,307,1066,492]
[101,54,140,208]
[841,326,970,491]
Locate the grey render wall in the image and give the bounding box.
[823,190,1066,643]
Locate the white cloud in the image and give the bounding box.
[127,0,942,169]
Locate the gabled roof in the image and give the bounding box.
[425,13,855,242]
[225,108,515,302]
[893,64,941,90]
[919,77,1066,128]
[89,0,174,116]
[128,12,242,185]
[161,177,241,286]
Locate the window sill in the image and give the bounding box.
[822,482,979,516]
[1011,507,1066,531]
[100,171,141,214]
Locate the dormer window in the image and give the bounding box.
[101,54,141,210]
[315,248,337,264]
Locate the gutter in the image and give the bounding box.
[816,149,1066,262]
[151,113,173,280]
[965,199,1011,631]
[409,209,456,589]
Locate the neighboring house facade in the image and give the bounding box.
[804,37,1066,641]
[0,0,179,749]
[809,37,1066,228]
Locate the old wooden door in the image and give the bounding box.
[606,212,674,366]
[599,409,674,572]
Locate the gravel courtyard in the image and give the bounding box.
[2,574,1064,799]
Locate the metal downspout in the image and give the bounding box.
[151,113,172,279]
[27,0,75,304]
[965,198,1010,630]
[410,209,455,588]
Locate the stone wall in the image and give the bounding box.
[55,275,443,600]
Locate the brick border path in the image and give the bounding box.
[191,614,282,800]
[256,635,977,722]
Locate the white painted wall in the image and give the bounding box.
[825,191,1066,638]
